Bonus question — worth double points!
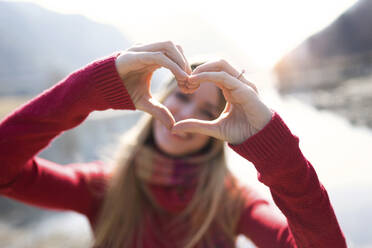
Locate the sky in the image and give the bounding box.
[8,0,358,68]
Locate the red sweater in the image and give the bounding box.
[0,54,347,248]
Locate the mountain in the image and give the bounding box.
[0,1,131,95]
[274,0,372,92]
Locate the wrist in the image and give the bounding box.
[114,52,127,79]
[89,54,135,110]
[228,111,294,163]
[256,104,273,130]
[243,102,273,131]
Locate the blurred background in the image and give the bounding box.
[1,0,371,247]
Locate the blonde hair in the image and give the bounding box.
[93,76,248,248]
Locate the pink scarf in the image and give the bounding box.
[132,140,238,248]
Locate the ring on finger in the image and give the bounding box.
[236,69,245,80]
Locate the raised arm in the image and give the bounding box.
[172,60,347,247]
[0,54,135,186]
[0,54,138,216]
[0,41,191,216]
[231,112,347,247]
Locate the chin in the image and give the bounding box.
[154,136,191,157]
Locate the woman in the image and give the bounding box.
[0,41,346,248]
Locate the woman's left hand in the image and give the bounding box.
[172,59,273,144]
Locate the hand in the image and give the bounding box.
[172,59,273,144]
[115,41,192,129]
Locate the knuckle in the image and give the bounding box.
[249,83,258,93]
[162,40,174,48]
[218,59,228,66]
[176,44,183,52]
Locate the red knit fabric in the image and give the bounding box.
[0,54,347,248]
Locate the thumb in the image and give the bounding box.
[140,98,175,129]
[172,119,220,139]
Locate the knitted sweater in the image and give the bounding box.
[0,54,347,247]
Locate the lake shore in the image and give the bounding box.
[280,74,372,130]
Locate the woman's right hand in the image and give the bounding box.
[115,41,191,129]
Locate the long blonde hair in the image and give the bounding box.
[93,75,249,248]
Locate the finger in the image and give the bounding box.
[185,83,199,89]
[245,80,259,94]
[161,42,187,73]
[177,82,198,94]
[176,45,192,74]
[188,71,241,90]
[141,52,189,81]
[192,59,239,77]
[222,101,232,113]
[179,85,197,94]
[139,98,175,130]
[130,41,188,74]
[192,60,258,93]
[172,119,220,139]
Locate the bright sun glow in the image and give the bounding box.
[10,0,357,68]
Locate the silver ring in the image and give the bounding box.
[236,69,245,80]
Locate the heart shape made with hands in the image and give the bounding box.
[116,49,269,144]
[149,61,265,144]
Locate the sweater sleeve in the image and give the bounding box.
[0,54,135,215]
[230,112,347,248]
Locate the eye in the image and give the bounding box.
[175,92,189,102]
[200,109,215,120]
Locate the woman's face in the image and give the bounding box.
[153,82,222,157]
